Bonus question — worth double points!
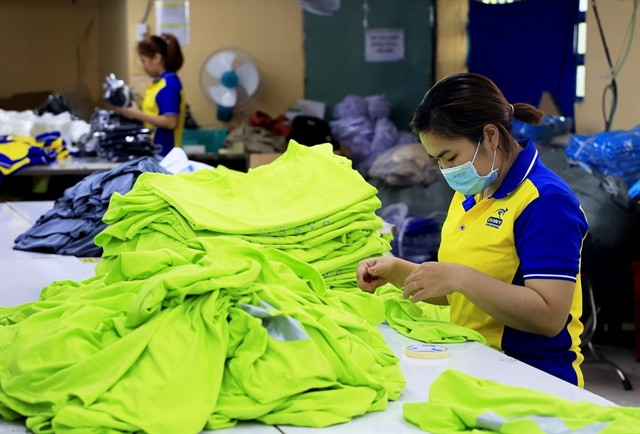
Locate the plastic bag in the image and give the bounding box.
[566,125,640,183]
[369,144,440,186]
[511,114,573,144]
[332,94,368,119]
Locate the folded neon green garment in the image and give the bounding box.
[92,141,391,325]
[377,285,487,344]
[1,238,405,433]
[101,141,380,235]
[94,140,390,282]
[404,369,640,433]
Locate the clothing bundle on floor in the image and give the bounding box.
[13,157,169,257]
[0,237,405,433]
[404,369,640,433]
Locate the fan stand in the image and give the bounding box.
[217,106,234,122]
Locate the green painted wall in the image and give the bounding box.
[303,0,435,129]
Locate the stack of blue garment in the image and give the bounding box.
[13,157,169,257]
[566,125,640,186]
[0,132,70,180]
[379,203,442,263]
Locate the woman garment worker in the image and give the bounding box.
[357,72,588,387]
[115,33,186,158]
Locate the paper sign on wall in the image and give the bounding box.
[365,28,404,62]
[156,1,190,45]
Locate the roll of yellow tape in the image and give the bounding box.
[403,344,450,359]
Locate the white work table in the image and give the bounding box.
[0,201,98,306]
[0,201,615,433]
[10,158,120,177]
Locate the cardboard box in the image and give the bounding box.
[248,153,282,169]
[0,91,52,111]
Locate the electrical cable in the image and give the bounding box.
[140,0,152,23]
[591,0,617,132]
[612,0,638,79]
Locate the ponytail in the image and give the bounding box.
[137,33,184,72]
[160,33,183,72]
[411,73,546,155]
[512,102,544,126]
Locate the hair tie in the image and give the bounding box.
[509,104,514,115]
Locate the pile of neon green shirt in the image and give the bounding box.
[1,142,406,432]
[1,236,406,432]
[95,141,391,322]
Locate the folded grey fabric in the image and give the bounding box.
[13,157,170,257]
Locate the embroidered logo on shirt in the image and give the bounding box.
[486,207,508,229]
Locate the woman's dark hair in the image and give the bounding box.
[137,33,183,72]
[410,72,544,154]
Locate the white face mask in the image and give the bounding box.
[439,139,499,195]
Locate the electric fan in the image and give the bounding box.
[199,46,262,122]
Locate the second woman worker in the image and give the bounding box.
[116,33,186,158]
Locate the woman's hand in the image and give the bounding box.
[113,103,178,130]
[356,256,397,293]
[403,261,467,302]
[403,261,575,335]
[113,102,142,121]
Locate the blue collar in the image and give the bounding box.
[462,138,538,210]
[492,138,538,199]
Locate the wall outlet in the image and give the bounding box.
[136,23,148,42]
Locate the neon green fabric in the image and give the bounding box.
[93,141,391,323]
[377,285,488,344]
[100,141,380,235]
[0,237,405,433]
[403,369,640,433]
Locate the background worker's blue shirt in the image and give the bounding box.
[141,71,186,157]
[438,139,588,386]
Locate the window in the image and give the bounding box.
[575,0,588,100]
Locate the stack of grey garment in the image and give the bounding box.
[13,157,169,257]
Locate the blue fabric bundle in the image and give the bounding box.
[566,125,640,184]
[511,115,573,145]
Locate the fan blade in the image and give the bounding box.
[235,63,260,97]
[209,85,237,108]
[206,52,237,79]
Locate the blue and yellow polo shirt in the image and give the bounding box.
[141,71,186,157]
[438,139,588,386]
